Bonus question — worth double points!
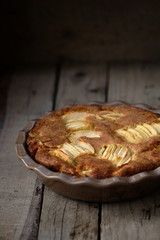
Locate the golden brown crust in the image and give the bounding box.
[35,148,79,176]
[26,104,160,179]
[76,155,116,179]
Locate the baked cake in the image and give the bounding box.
[26,105,160,179]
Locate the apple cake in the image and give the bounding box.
[26,104,160,179]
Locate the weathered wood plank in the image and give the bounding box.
[108,63,160,108]
[0,68,55,240]
[19,178,44,240]
[56,64,107,108]
[38,64,107,240]
[101,63,160,240]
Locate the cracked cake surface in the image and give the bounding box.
[26,104,160,179]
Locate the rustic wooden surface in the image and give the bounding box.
[38,64,106,240]
[0,68,55,240]
[0,63,160,240]
[101,63,160,240]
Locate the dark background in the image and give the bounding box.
[1,0,160,65]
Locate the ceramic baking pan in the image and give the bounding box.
[15,101,160,202]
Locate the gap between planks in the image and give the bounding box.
[0,67,56,240]
[101,62,160,240]
[19,66,58,240]
[37,63,108,240]
[14,62,160,240]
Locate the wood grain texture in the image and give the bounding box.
[108,62,160,108]
[0,68,55,240]
[101,62,160,240]
[38,64,107,240]
[56,64,107,109]
[19,178,44,240]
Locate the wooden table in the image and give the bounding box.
[1,63,160,240]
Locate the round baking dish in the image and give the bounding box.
[15,101,160,202]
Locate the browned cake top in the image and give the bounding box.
[26,105,160,179]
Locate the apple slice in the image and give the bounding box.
[143,123,158,135]
[66,121,91,131]
[99,111,124,120]
[152,123,160,134]
[70,130,101,140]
[69,135,95,154]
[102,144,117,158]
[76,140,95,154]
[107,153,114,161]
[117,145,128,157]
[127,128,144,140]
[98,146,106,157]
[54,141,95,161]
[102,147,110,158]
[114,144,122,154]
[116,121,160,144]
[61,143,86,159]
[116,129,136,143]
[49,149,72,163]
[134,127,149,140]
[62,112,92,123]
[136,125,152,137]
[99,144,136,167]
[117,150,131,167]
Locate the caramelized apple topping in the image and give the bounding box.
[65,121,92,131]
[70,130,101,140]
[116,122,160,144]
[27,106,160,178]
[50,141,95,163]
[62,112,93,122]
[98,111,124,120]
[98,144,137,167]
[62,111,94,131]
